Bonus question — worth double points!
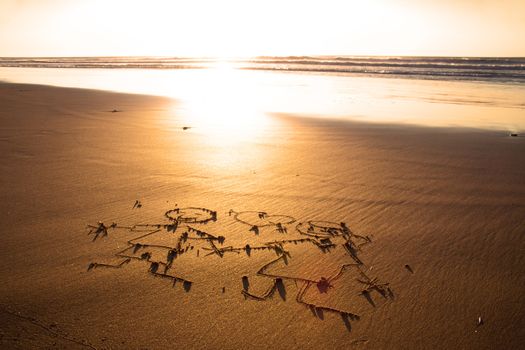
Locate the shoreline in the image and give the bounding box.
[2,66,525,132]
[1,82,524,349]
[2,80,522,134]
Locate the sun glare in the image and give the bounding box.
[177,63,269,146]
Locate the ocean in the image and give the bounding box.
[1,56,524,131]
[1,56,525,82]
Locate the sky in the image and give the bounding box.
[0,0,524,57]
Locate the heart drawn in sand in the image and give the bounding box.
[233,210,296,228]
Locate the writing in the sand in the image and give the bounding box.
[87,206,393,330]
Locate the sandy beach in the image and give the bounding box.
[1,81,524,349]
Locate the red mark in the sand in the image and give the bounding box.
[317,277,333,293]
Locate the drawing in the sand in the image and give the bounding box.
[87,205,394,327]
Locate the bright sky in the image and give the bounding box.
[0,0,523,57]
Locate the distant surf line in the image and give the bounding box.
[2,56,524,83]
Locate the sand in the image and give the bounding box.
[0,82,524,349]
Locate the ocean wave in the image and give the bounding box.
[1,56,524,83]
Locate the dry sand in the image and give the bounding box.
[0,82,524,349]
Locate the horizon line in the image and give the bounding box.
[1,54,524,59]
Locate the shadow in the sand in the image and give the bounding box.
[249,225,259,235]
[149,262,159,274]
[362,291,376,307]
[242,276,250,291]
[276,278,286,301]
[340,313,352,332]
[167,249,177,264]
[183,281,192,292]
[309,305,317,317]
[166,222,178,232]
[315,307,325,320]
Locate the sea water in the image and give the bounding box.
[1,56,524,131]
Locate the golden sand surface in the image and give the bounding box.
[0,82,524,349]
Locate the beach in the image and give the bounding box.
[0,81,524,349]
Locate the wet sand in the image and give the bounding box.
[0,82,524,349]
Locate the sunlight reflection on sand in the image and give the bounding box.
[176,64,270,145]
[1,66,524,134]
